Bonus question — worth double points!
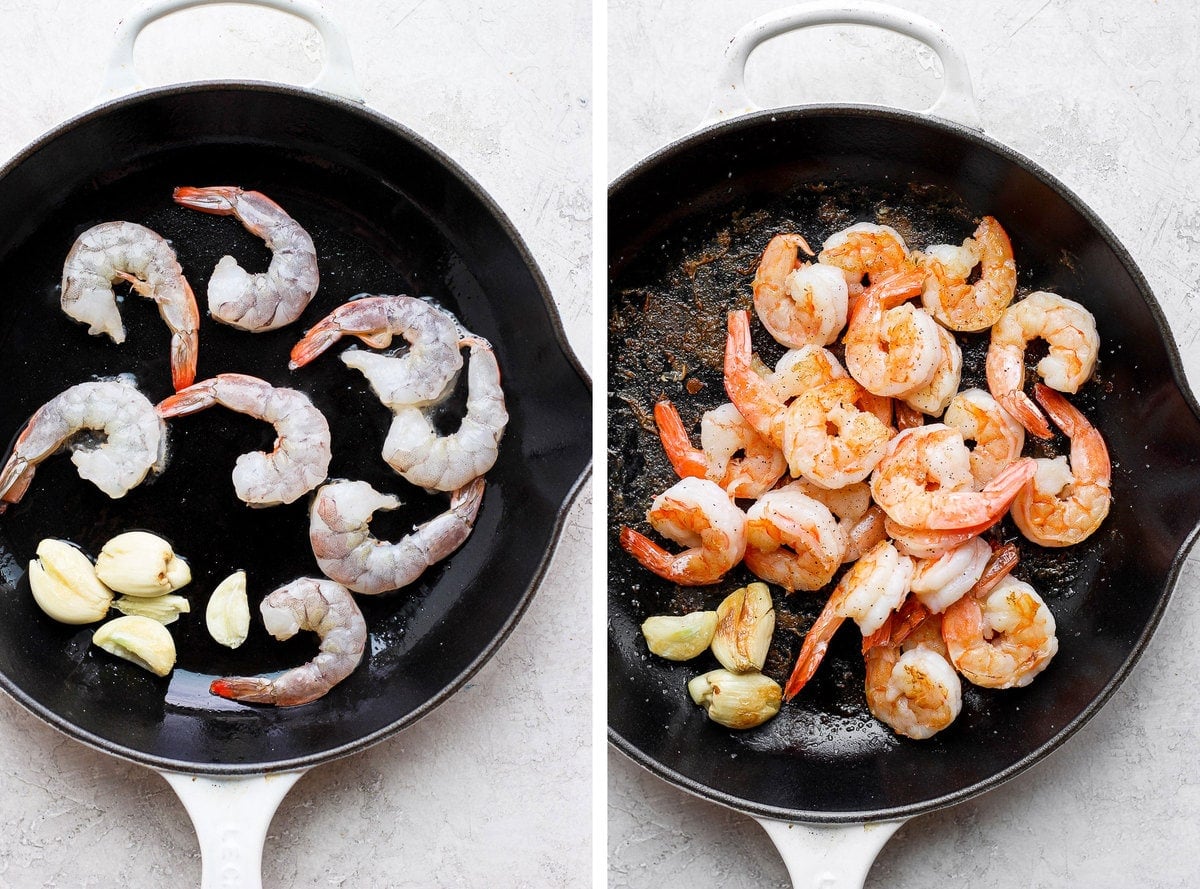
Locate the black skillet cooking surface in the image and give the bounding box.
[0,84,590,772]
[608,107,1200,821]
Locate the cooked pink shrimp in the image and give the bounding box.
[781,378,894,489]
[901,324,961,417]
[818,222,914,288]
[653,401,785,499]
[157,373,331,506]
[864,606,962,740]
[210,578,366,706]
[752,234,848,348]
[909,536,992,613]
[766,345,847,402]
[724,310,789,445]
[743,482,846,592]
[884,514,1000,559]
[919,216,1017,332]
[843,270,942,398]
[618,477,747,586]
[60,221,200,390]
[783,539,913,699]
[1011,384,1111,547]
[943,388,1025,486]
[0,378,165,509]
[942,574,1058,689]
[870,424,1036,530]
[986,291,1099,439]
[788,480,887,564]
[174,186,319,332]
[309,478,484,595]
[290,295,463,408]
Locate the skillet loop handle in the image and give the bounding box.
[756,817,906,889]
[97,0,364,105]
[161,769,305,889]
[703,1,981,131]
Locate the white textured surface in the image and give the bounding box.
[0,1,591,887]
[609,1,1200,887]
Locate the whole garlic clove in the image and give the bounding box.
[206,570,250,649]
[641,611,718,661]
[96,531,191,597]
[688,669,782,729]
[28,539,113,624]
[113,594,191,625]
[711,582,775,673]
[92,615,176,676]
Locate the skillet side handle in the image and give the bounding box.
[756,817,906,889]
[702,1,981,131]
[96,0,364,106]
[161,769,306,889]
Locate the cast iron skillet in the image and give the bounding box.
[608,3,1200,881]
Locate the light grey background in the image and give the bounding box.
[0,1,592,887]
[609,1,1200,887]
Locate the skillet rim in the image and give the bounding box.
[606,102,1200,823]
[0,78,593,776]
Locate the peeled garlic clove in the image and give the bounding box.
[96,531,191,597]
[711,582,775,673]
[641,611,718,660]
[28,539,113,624]
[688,669,782,729]
[92,615,176,676]
[113,594,191,626]
[206,570,250,649]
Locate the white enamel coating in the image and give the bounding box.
[702,1,981,130]
[161,770,306,889]
[757,817,906,889]
[95,0,364,105]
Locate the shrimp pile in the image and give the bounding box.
[622,214,1110,740]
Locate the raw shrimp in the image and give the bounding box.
[986,291,1099,438]
[752,234,848,348]
[864,608,962,740]
[309,477,484,595]
[209,578,366,707]
[743,482,846,592]
[942,574,1058,689]
[654,401,786,499]
[1011,384,1111,547]
[919,216,1017,332]
[870,424,1036,530]
[60,221,200,390]
[783,539,913,699]
[901,324,961,418]
[618,477,747,586]
[781,378,894,489]
[156,373,331,506]
[173,186,318,332]
[382,336,507,491]
[818,223,913,288]
[843,270,942,398]
[0,379,165,509]
[943,388,1025,486]
[290,295,463,408]
[909,536,991,613]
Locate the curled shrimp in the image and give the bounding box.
[870,424,1036,530]
[884,514,1000,559]
[382,336,507,492]
[942,574,1058,689]
[618,477,747,586]
[843,270,942,398]
[60,221,200,390]
[654,401,786,499]
[909,536,992,613]
[743,482,846,592]
[766,344,847,401]
[210,578,366,707]
[173,186,319,332]
[788,480,886,564]
[724,310,789,445]
[752,234,848,348]
[919,216,1017,332]
[864,606,962,740]
[309,478,484,595]
[900,324,961,418]
[783,539,913,700]
[0,379,165,509]
[781,377,894,489]
[817,223,913,289]
[156,373,331,506]
[986,291,1099,438]
[943,388,1025,486]
[290,295,463,408]
[1011,384,1111,547]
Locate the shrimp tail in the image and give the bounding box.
[653,401,708,479]
[783,620,840,700]
[209,676,278,704]
[173,186,242,215]
[289,318,345,369]
[999,390,1053,439]
[1034,383,1098,444]
[155,381,216,419]
[618,526,675,577]
[0,454,34,509]
[452,476,486,517]
[170,331,199,391]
